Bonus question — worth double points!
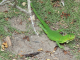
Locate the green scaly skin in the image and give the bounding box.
[31,3,75,49]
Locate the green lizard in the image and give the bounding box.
[31,3,75,49]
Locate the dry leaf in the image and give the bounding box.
[45,51,51,53]
[54,46,58,51]
[63,50,68,54]
[5,36,11,47]
[76,44,79,47]
[61,12,70,19]
[53,1,60,7]
[2,42,8,48]
[53,50,55,53]
[78,50,80,52]
[21,31,25,34]
[18,53,24,57]
[23,36,30,41]
[39,1,43,3]
[70,21,74,24]
[5,18,9,21]
[28,15,35,21]
[1,42,8,50]
[38,48,43,51]
[45,17,47,19]
[13,59,16,60]
[70,20,77,24]
[1,45,5,50]
[14,31,19,34]
[45,20,51,24]
[9,55,13,57]
[22,2,26,6]
[15,12,19,14]
[48,12,51,14]
[4,10,8,13]
[1,48,4,51]
[19,20,22,25]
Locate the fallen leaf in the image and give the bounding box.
[53,1,60,7]
[14,31,19,34]
[21,51,23,52]
[63,50,68,54]
[4,10,8,13]
[78,50,80,52]
[8,5,11,6]
[23,36,30,41]
[53,50,55,53]
[76,44,79,47]
[2,42,8,48]
[45,20,51,24]
[45,51,51,53]
[18,53,24,57]
[28,15,35,21]
[5,36,11,47]
[48,12,51,14]
[19,20,22,25]
[46,59,50,60]
[61,12,70,19]
[58,11,59,13]
[70,19,77,24]
[1,42,8,50]
[70,21,74,24]
[23,52,40,57]
[15,12,19,14]
[38,48,43,51]
[13,59,16,60]
[5,18,9,21]
[22,2,26,6]
[54,46,58,51]
[39,1,43,3]
[21,31,25,34]
[1,45,5,50]
[9,55,13,57]
[45,17,47,19]
[1,48,4,51]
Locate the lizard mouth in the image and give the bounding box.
[66,38,75,43]
[66,35,75,43]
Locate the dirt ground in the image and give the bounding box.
[0,5,77,60]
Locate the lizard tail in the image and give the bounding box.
[31,3,50,29]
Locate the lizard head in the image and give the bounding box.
[63,33,75,43]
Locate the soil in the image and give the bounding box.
[0,5,77,60]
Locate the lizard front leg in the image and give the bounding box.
[56,41,64,49]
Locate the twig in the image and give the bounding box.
[0,0,7,5]
[61,0,64,6]
[27,0,39,36]
[0,0,29,14]
[0,0,39,36]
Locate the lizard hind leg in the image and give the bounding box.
[38,23,48,34]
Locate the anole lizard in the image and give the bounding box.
[31,3,75,49]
